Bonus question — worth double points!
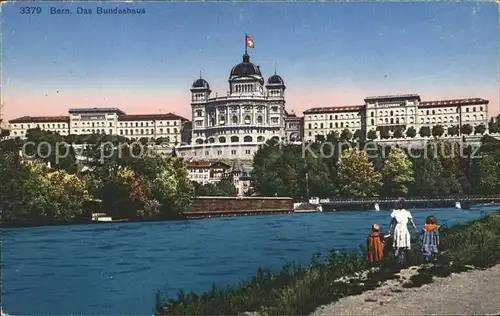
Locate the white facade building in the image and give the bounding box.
[9,108,188,144]
[177,52,301,160]
[303,94,489,141]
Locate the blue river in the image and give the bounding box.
[2,207,497,315]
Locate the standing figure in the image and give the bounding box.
[367,224,384,264]
[421,215,440,262]
[389,199,417,263]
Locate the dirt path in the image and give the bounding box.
[312,264,500,315]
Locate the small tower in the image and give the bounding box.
[190,75,211,103]
[266,71,286,99]
[190,75,211,137]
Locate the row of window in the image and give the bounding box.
[15,123,67,129]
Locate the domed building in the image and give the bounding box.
[177,52,301,160]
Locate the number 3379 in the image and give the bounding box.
[20,7,42,14]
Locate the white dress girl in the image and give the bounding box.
[390,208,416,249]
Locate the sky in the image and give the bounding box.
[2,1,499,121]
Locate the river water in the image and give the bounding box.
[2,207,496,315]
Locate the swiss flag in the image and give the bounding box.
[246,35,255,48]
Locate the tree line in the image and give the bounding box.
[0,129,198,227]
[251,132,500,200]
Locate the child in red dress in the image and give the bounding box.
[367,224,384,264]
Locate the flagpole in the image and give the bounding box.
[244,33,247,54]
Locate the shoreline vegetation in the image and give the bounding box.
[1,128,500,228]
[155,211,500,315]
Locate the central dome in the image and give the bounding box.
[229,53,262,79]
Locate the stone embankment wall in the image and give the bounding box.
[187,197,294,215]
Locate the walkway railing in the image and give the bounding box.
[319,196,500,205]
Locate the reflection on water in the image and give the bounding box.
[1,208,495,315]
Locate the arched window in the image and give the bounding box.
[371,119,374,125]
[208,138,215,143]
[257,136,265,142]
[244,136,252,142]
[231,136,239,143]
[390,118,394,124]
[256,116,263,124]
[232,116,238,124]
[219,136,226,143]
[196,139,203,144]
[244,115,251,124]
[390,111,393,116]
[371,112,374,117]
[159,128,163,134]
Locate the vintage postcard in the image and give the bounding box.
[1,1,499,315]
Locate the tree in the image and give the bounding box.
[447,125,459,137]
[1,128,10,137]
[336,149,382,197]
[353,129,363,141]
[409,156,448,196]
[432,125,445,138]
[381,148,414,197]
[393,127,404,139]
[379,126,390,139]
[194,180,237,197]
[367,129,377,141]
[488,116,500,134]
[340,129,352,142]
[406,127,417,138]
[474,124,487,135]
[469,154,500,195]
[419,126,431,138]
[460,124,473,135]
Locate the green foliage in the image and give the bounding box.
[393,127,404,139]
[488,116,500,134]
[193,180,237,197]
[251,142,334,200]
[381,148,414,196]
[353,129,363,141]
[406,127,417,138]
[474,123,486,135]
[0,151,92,227]
[447,125,459,136]
[340,129,352,141]
[1,130,195,226]
[336,149,382,197]
[367,129,377,140]
[431,125,445,138]
[378,126,390,139]
[419,126,431,137]
[460,124,473,135]
[157,212,500,316]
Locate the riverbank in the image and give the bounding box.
[156,211,500,315]
[312,263,500,315]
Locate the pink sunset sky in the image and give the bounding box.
[2,2,499,122]
[3,82,499,122]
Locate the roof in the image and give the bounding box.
[118,113,189,122]
[230,53,263,80]
[419,98,488,107]
[184,160,231,169]
[9,116,70,123]
[364,94,421,102]
[303,105,365,114]
[69,108,126,115]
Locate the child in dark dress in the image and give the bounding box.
[367,224,384,264]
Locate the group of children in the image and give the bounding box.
[367,215,440,264]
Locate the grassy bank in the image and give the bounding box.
[156,211,500,315]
